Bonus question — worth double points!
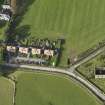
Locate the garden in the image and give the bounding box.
[4,38,63,67]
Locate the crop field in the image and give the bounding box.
[0,76,13,105]
[17,0,105,66]
[15,72,101,105]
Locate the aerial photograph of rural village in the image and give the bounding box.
[1,0,105,105]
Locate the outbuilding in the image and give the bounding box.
[32,48,41,55]
[44,49,54,56]
[19,47,28,54]
[2,5,11,10]
[7,46,16,52]
[95,67,105,78]
[0,13,10,21]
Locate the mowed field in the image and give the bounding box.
[0,76,13,105]
[15,72,101,105]
[19,0,105,66]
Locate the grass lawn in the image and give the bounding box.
[0,76,13,105]
[78,65,105,93]
[0,27,5,40]
[17,0,105,66]
[92,79,105,92]
[14,71,102,105]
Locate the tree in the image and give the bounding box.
[48,102,54,105]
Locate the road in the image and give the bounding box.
[4,44,105,102]
[69,45,105,71]
[8,78,15,105]
[5,63,105,101]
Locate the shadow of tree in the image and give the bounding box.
[0,21,6,28]
[5,0,36,42]
[2,0,36,74]
[17,0,36,14]
[14,25,31,40]
[0,0,4,7]
[14,0,36,26]
[6,24,31,43]
[0,65,17,77]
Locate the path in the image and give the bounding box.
[69,45,105,71]
[4,43,105,103]
[8,78,15,105]
[4,63,105,101]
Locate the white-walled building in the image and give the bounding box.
[44,49,54,56]
[95,67,105,78]
[0,14,10,21]
[2,5,11,10]
[32,48,41,55]
[19,47,28,54]
[7,46,16,52]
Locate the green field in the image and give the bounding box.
[0,76,13,105]
[0,27,5,40]
[17,0,105,66]
[14,72,101,105]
